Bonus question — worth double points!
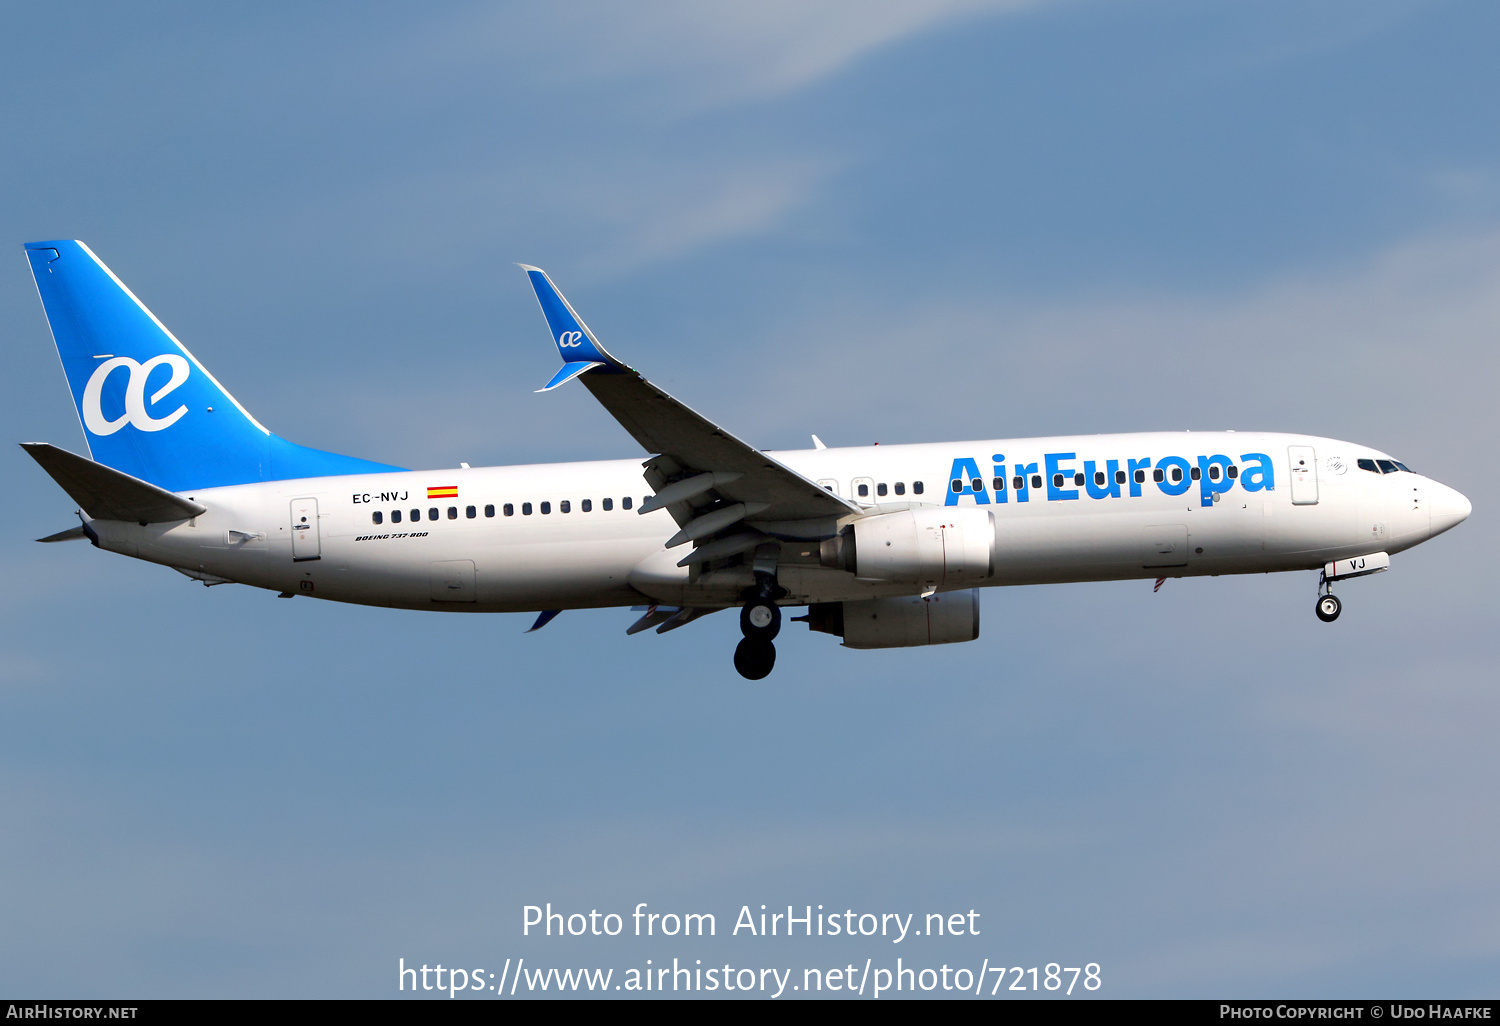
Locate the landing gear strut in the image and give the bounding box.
[735,571,784,680]
[1315,571,1342,622]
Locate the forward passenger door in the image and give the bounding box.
[1288,446,1318,505]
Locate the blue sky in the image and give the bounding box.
[1,0,1496,998]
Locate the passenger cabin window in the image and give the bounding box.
[1189,467,1201,480]
[1208,466,1220,481]
[1170,468,1182,483]
[560,500,571,513]
[877,483,887,497]
[1074,473,1085,487]
[860,483,871,497]
[499,504,510,517]
[1030,475,1042,490]
[1153,469,1164,482]
[950,479,961,494]
[622,496,633,510]
[1013,476,1024,490]
[392,510,402,523]
[895,482,906,495]
[1095,472,1106,486]
[1136,470,1146,484]
[372,511,383,525]
[912,481,924,495]
[991,477,1004,491]
[1228,466,1238,478]
[466,506,477,518]
[540,502,551,514]
[1115,470,1126,484]
[411,509,421,521]
[603,497,614,511]
[582,499,592,512]
[428,507,439,520]
[448,507,457,519]
[522,503,532,515]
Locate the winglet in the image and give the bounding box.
[536,360,606,393]
[519,265,624,390]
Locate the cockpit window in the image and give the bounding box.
[1360,457,1415,475]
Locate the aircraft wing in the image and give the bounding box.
[521,267,859,552]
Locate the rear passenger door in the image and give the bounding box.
[290,498,321,561]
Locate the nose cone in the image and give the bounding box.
[1430,483,1472,538]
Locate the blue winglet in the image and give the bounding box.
[536,360,606,393]
[519,264,624,390]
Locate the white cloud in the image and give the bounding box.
[736,227,1500,478]
[459,0,1049,115]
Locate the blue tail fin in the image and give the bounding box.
[24,241,403,492]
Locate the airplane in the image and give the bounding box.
[20,240,1472,679]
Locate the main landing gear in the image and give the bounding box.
[734,573,784,680]
[1315,570,1342,623]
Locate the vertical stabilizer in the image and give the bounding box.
[24,241,401,491]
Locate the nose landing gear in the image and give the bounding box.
[1315,569,1342,622]
[735,572,784,680]
[1315,593,1342,622]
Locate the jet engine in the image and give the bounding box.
[820,506,994,587]
[798,589,981,649]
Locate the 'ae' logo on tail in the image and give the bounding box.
[81,355,191,435]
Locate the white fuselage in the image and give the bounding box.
[88,431,1469,613]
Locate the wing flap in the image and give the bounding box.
[579,361,856,524]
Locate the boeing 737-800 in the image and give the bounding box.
[20,241,1472,678]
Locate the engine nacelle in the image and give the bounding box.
[800,590,981,649]
[821,506,994,587]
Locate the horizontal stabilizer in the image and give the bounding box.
[21,442,206,523]
[36,525,87,543]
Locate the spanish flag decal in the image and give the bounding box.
[427,485,459,499]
